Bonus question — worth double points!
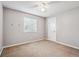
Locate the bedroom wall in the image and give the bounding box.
[0,2,3,54]
[3,7,45,47]
[56,7,79,48]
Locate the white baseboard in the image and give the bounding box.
[0,47,3,56]
[3,38,44,49]
[48,39,79,50]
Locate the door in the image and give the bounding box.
[47,17,56,41]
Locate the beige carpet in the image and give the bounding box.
[1,40,79,57]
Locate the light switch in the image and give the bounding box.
[11,24,13,26]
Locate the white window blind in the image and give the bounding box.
[24,17,37,32]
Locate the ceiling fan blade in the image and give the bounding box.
[29,1,59,8]
[48,1,61,5]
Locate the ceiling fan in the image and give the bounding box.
[30,1,59,12]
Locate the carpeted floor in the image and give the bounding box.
[1,40,79,57]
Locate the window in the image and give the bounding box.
[24,17,37,32]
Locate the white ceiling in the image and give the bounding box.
[2,1,79,17]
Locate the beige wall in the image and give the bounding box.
[3,8,45,46]
[56,7,79,48]
[0,2,3,54]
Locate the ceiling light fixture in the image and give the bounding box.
[40,7,46,12]
[38,1,48,12]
